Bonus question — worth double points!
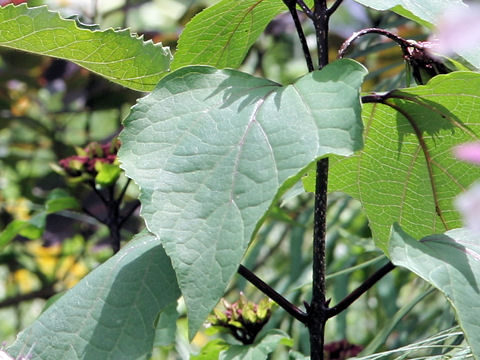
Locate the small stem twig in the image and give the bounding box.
[89,181,108,204]
[361,93,391,104]
[338,28,421,59]
[118,200,140,228]
[326,261,395,318]
[238,265,308,324]
[326,0,343,17]
[0,286,56,309]
[296,0,314,18]
[284,0,314,72]
[82,206,105,223]
[122,0,132,28]
[117,178,131,204]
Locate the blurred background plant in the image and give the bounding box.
[0,0,471,359]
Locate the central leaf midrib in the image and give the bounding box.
[383,100,448,230]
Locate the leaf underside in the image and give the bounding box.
[8,232,180,360]
[0,4,171,91]
[328,71,480,253]
[389,224,480,360]
[119,59,367,337]
[352,0,465,27]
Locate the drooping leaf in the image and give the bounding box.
[0,220,36,249]
[171,0,285,70]
[352,0,465,28]
[220,330,293,360]
[153,302,179,347]
[0,189,79,249]
[389,224,480,360]
[327,72,480,252]
[0,211,46,248]
[8,231,180,360]
[0,4,171,91]
[119,59,367,337]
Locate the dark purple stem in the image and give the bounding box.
[327,261,395,317]
[327,0,344,17]
[238,265,308,323]
[338,28,421,59]
[284,0,314,72]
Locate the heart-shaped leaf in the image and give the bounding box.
[119,59,367,337]
[328,72,480,252]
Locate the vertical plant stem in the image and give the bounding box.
[105,185,120,253]
[284,0,314,72]
[327,0,344,16]
[313,0,329,69]
[122,0,132,28]
[309,158,329,359]
[309,1,329,359]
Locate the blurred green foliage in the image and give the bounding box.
[0,0,469,359]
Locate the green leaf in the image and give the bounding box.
[389,224,480,360]
[329,72,480,252]
[0,220,30,249]
[95,162,122,186]
[353,0,465,27]
[45,188,80,213]
[119,59,367,337]
[0,4,171,91]
[220,330,292,360]
[153,302,179,347]
[192,339,229,360]
[0,212,46,247]
[8,231,180,360]
[171,0,285,70]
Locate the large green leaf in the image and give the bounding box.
[119,59,367,337]
[328,72,480,252]
[353,0,465,27]
[8,232,180,360]
[389,224,480,360]
[171,0,285,70]
[0,4,171,92]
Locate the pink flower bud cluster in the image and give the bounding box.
[58,140,120,177]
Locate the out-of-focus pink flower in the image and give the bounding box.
[430,4,480,56]
[455,182,480,233]
[454,142,480,165]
